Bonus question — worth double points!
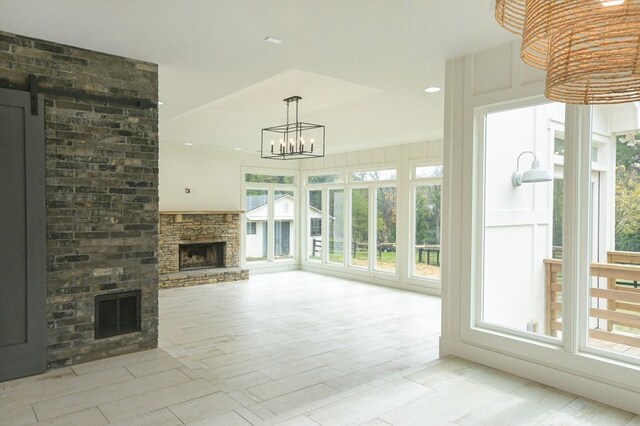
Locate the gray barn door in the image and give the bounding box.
[0,87,46,382]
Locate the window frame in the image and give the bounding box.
[242,167,298,268]
[246,221,257,235]
[466,97,640,369]
[309,218,322,237]
[409,161,443,284]
[303,179,347,265]
[301,166,401,280]
[468,98,566,348]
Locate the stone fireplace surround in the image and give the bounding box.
[159,212,248,288]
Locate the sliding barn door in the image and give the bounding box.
[0,87,46,381]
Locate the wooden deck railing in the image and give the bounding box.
[545,251,640,348]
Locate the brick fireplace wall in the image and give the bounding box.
[0,31,159,368]
[159,212,248,288]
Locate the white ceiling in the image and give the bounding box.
[0,0,515,154]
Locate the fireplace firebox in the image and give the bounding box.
[179,242,225,271]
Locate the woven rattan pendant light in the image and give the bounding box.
[495,0,557,69]
[495,0,527,34]
[495,0,640,104]
[496,0,553,69]
[546,10,640,104]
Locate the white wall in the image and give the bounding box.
[301,141,442,172]
[159,143,299,211]
[442,40,640,413]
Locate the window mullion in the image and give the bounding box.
[563,104,592,354]
[268,187,275,262]
[322,189,328,263]
[346,189,353,268]
[370,185,376,272]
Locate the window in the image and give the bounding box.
[375,187,397,273]
[350,188,369,268]
[350,169,397,182]
[244,170,297,264]
[245,173,294,184]
[303,167,406,279]
[415,165,443,179]
[473,99,640,370]
[245,189,268,262]
[554,136,565,156]
[274,190,295,259]
[328,189,345,264]
[555,134,599,162]
[481,102,565,339]
[307,190,322,260]
[310,218,322,237]
[552,178,563,259]
[246,222,257,235]
[413,184,441,279]
[412,165,443,280]
[308,173,343,185]
[586,104,640,361]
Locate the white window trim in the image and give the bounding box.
[465,99,564,348]
[452,97,640,398]
[408,160,443,285]
[301,164,407,282]
[241,167,299,269]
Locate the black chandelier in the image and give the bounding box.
[261,96,325,160]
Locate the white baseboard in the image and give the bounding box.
[301,263,441,296]
[247,263,300,274]
[440,337,640,415]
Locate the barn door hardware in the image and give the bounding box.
[0,74,157,116]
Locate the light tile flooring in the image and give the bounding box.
[1,271,639,425]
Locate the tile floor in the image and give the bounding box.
[0,271,638,425]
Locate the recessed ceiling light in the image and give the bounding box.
[184,143,193,146]
[424,87,441,93]
[264,36,282,45]
[158,100,164,106]
[233,147,242,151]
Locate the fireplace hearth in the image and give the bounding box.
[179,242,225,271]
[159,212,248,288]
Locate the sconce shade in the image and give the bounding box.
[521,160,553,183]
[512,153,553,187]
